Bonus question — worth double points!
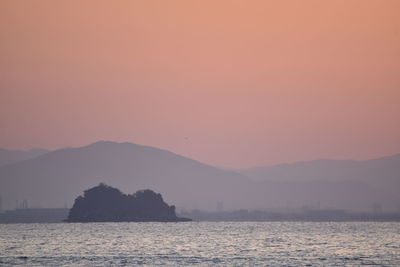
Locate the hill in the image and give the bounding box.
[0,141,249,210]
[0,148,49,167]
[0,141,398,212]
[66,183,190,222]
[239,154,400,204]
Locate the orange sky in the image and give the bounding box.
[1,0,399,167]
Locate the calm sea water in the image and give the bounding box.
[0,222,399,266]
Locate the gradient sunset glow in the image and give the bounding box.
[1,0,399,167]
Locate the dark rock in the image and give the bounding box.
[66,183,191,222]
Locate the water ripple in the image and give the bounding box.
[0,222,399,266]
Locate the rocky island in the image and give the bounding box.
[66,183,191,222]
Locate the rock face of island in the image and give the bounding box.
[66,183,191,222]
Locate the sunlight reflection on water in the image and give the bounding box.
[0,222,399,266]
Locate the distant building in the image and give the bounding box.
[22,199,28,209]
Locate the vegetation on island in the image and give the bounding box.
[66,183,191,222]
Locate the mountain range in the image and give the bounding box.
[0,141,399,212]
[0,148,49,167]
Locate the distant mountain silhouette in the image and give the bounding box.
[66,183,190,222]
[0,148,49,167]
[0,141,248,210]
[0,141,399,212]
[239,154,400,203]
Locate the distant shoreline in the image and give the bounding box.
[1,208,400,223]
[179,209,400,222]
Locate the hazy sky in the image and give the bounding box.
[1,0,399,168]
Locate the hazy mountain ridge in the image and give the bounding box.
[240,154,400,182]
[239,154,400,204]
[0,148,49,167]
[0,141,249,211]
[0,141,398,212]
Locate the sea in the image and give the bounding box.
[0,222,399,266]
